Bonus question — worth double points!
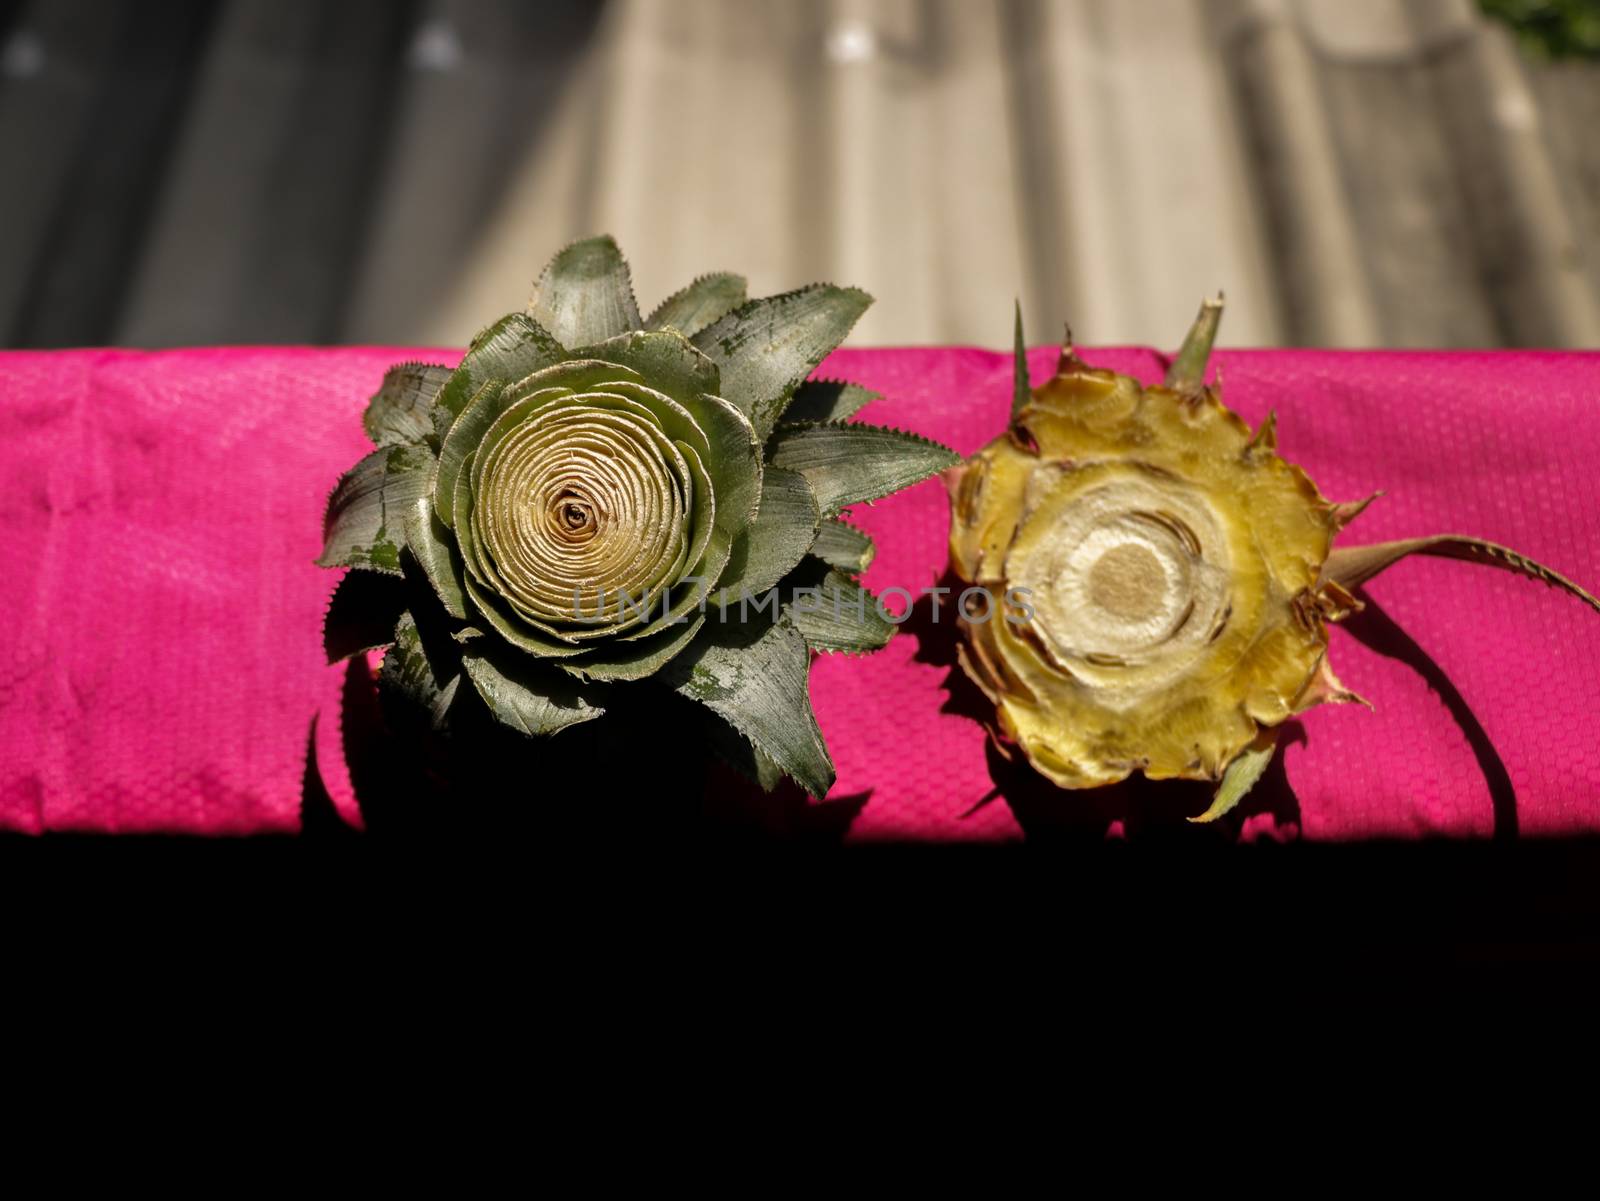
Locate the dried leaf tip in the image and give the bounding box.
[1055,322,1078,375]
[1011,300,1030,419]
[1293,654,1371,713]
[1165,292,1225,393]
[1329,491,1383,532]
[1247,410,1278,453]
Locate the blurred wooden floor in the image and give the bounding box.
[2,0,1597,350]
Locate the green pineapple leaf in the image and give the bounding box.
[580,329,761,530]
[784,562,896,655]
[706,715,788,793]
[320,234,959,778]
[400,497,469,621]
[810,518,875,574]
[380,610,463,734]
[646,272,748,337]
[527,234,642,348]
[712,466,820,605]
[766,422,960,517]
[458,569,590,660]
[364,361,451,448]
[692,284,871,441]
[559,528,734,683]
[782,379,879,426]
[664,615,834,798]
[560,612,712,683]
[317,443,435,574]
[433,378,501,528]
[461,638,608,736]
[434,311,566,423]
[578,329,716,404]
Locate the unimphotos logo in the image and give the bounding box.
[568,584,1035,625]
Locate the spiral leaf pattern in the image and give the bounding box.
[321,235,958,798]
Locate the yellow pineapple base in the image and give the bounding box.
[947,351,1348,790]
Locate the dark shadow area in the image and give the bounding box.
[702,766,870,844]
[299,712,358,841]
[978,724,1306,844]
[1342,592,1519,841]
[10,825,1600,989]
[301,653,866,845]
[304,655,704,842]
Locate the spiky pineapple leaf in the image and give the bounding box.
[646,272,748,338]
[401,497,468,621]
[527,234,641,348]
[785,563,895,655]
[1012,300,1031,418]
[766,422,960,517]
[434,312,566,423]
[682,389,763,532]
[1323,536,1600,614]
[433,378,504,529]
[559,610,714,683]
[706,715,787,793]
[782,379,879,425]
[379,610,462,733]
[364,362,451,448]
[712,466,820,605]
[581,328,719,403]
[1190,730,1276,824]
[1330,491,1382,532]
[663,615,834,798]
[461,639,607,736]
[317,443,435,574]
[692,284,872,442]
[1166,294,1224,393]
[324,569,408,664]
[810,518,875,574]
[459,571,588,660]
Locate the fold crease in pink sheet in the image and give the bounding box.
[3,345,1597,838]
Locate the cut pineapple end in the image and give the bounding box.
[950,353,1342,789]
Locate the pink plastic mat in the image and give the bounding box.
[3,344,1598,839]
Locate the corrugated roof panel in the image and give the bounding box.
[0,0,1592,350]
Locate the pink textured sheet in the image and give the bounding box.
[2,344,1597,839]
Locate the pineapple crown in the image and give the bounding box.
[320,235,958,798]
